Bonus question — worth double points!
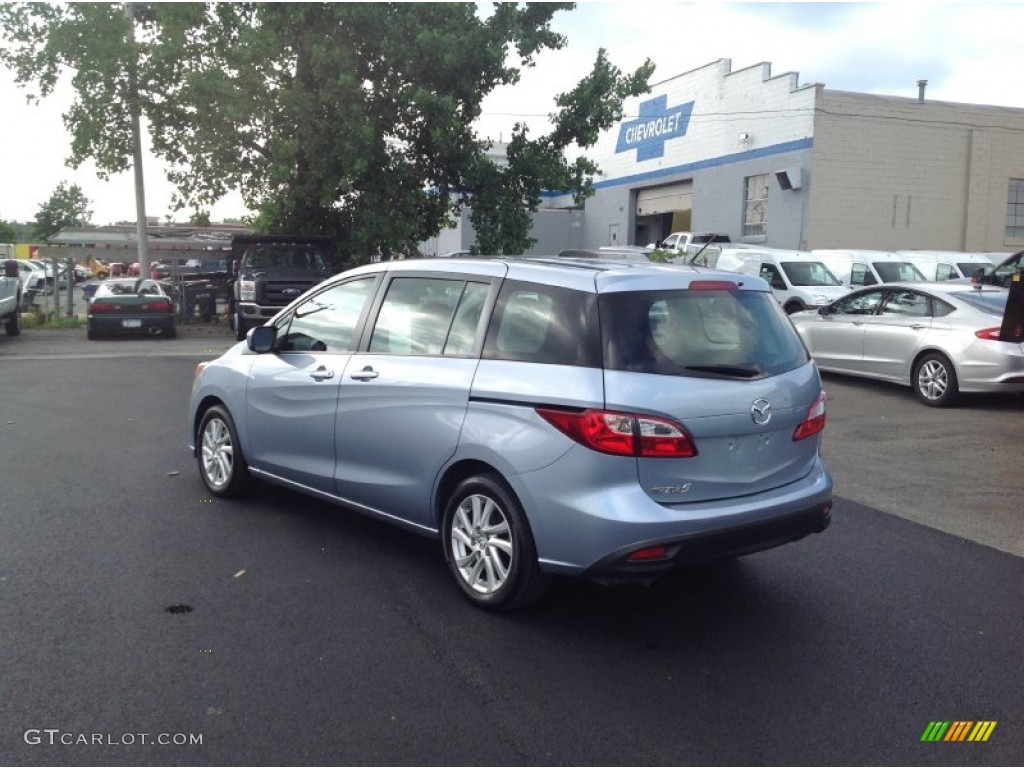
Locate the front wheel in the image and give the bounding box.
[913,352,959,407]
[442,474,549,611]
[197,405,252,497]
[234,309,247,341]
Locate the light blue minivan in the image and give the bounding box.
[188,256,833,610]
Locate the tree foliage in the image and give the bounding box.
[0,2,654,260]
[33,181,93,240]
[0,219,17,242]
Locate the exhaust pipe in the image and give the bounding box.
[148,326,162,336]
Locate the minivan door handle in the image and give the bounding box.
[309,366,334,381]
[349,366,379,381]
[909,323,927,330]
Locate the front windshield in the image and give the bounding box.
[780,261,842,286]
[873,261,926,282]
[245,245,328,272]
[959,263,993,278]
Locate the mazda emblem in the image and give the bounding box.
[751,398,772,425]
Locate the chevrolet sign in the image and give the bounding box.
[616,95,694,161]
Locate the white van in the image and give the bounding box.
[714,248,851,313]
[811,249,927,287]
[894,250,995,281]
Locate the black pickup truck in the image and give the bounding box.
[229,235,335,341]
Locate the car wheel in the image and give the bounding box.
[165,325,177,339]
[784,301,805,315]
[197,405,252,497]
[913,352,959,407]
[442,474,549,611]
[5,305,21,336]
[234,310,247,341]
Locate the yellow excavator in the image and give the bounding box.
[85,255,110,279]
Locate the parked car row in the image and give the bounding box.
[684,246,1024,407]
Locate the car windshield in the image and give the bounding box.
[245,246,327,272]
[873,261,926,282]
[780,261,842,286]
[693,234,730,244]
[958,263,993,277]
[601,288,809,378]
[948,290,1008,315]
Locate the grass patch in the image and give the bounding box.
[21,310,87,329]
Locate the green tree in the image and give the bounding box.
[33,181,93,240]
[1,3,653,261]
[188,210,211,227]
[0,219,16,242]
[0,219,34,242]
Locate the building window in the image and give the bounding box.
[1006,179,1024,239]
[742,174,768,237]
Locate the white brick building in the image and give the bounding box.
[573,58,1024,253]
[422,58,1024,256]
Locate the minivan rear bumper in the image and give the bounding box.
[516,452,833,579]
[581,499,831,583]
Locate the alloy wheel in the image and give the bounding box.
[449,493,514,595]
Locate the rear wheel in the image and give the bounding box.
[197,405,252,497]
[442,474,549,611]
[5,304,21,336]
[913,352,959,407]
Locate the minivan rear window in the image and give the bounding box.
[601,289,809,378]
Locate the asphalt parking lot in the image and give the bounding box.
[3,323,1021,557]
[1,326,1021,766]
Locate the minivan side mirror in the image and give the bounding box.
[247,324,277,353]
[818,304,833,315]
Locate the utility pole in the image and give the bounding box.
[124,3,149,278]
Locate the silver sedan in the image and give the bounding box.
[790,281,1024,406]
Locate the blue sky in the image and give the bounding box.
[2,1,1022,226]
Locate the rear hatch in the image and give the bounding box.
[599,273,824,504]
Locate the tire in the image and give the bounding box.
[164,325,177,339]
[5,305,21,336]
[784,301,805,315]
[234,309,247,341]
[442,474,549,611]
[197,405,252,497]
[913,352,959,407]
[87,327,97,340]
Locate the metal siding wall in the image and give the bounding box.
[808,91,1024,251]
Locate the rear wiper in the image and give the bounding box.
[683,364,761,378]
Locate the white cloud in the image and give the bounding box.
[3,1,1023,227]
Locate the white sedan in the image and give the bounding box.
[790,281,1024,406]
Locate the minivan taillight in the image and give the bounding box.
[536,408,697,458]
[975,327,1003,341]
[793,391,827,441]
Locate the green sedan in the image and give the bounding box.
[87,279,177,340]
